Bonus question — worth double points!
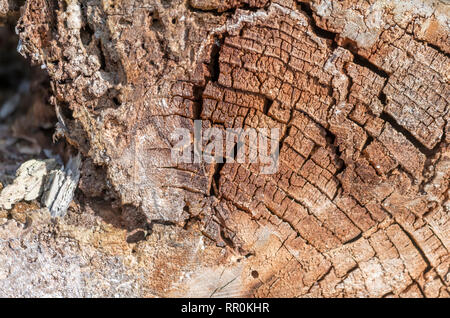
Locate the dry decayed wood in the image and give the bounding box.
[0,0,448,297]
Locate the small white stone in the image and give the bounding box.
[0,159,59,209]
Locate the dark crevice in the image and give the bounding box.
[112,97,121,107]
[57,101,74,121]
[209,35,224,83]
[296,1,337,49]
[278,124,291,147]
[337,264,360,282]
[192,86,204,119]
[333,158,346,178]
[187,2,267,16]
[96,41,107,71]
[187,4,234,16]
[220,229,236,249]
[210,161,225,196]
[240,2,271,12]
[126,230,147,243]
[306,265,333,293]
[150,219,177,227]
[404,29,450,59]
[213,81,282,114]
[297,1,390,79]
[209,142,238,196]
[324,128,346,177]
[325,128,338,153]
[343,232,362,245]
[379,91,387,105]
[413,280,427,298]
[380,111,436,156]
[361,135,374,153]
[351,51,389,78]
[150,10,164,31]
[295,108,346,176]
[263,97,273,115]
[273,104,294,176]
[419,125,447,190]
[396,222,432,273]
[425,42,450,59]
[192,34,224,120]
[393,165,416,185]
[80,23,94,47]
[230,141,241,162]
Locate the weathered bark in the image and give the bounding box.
[0,0,448,297]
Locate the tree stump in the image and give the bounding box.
[0,0,448,297]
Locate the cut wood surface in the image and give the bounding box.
[0,0,448,297]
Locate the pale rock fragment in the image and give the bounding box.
[0,155,81,218]
[41,155,82,217]
[0,159,59,209]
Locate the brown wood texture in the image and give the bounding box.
[0,0,448,297]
